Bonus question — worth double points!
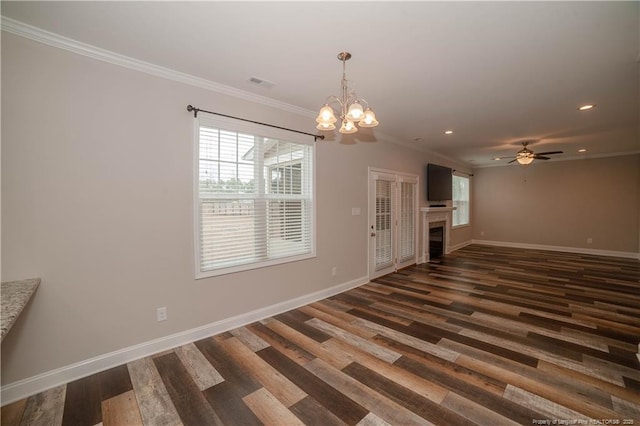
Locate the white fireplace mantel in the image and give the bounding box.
[420,207,456,263]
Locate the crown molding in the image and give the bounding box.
[380,134,472,170]
[1,16,316,118]
[0,16,468,161]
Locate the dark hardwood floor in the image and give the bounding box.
[3,244,640,425]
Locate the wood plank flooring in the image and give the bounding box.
[3,244,639,425]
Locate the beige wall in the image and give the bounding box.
[1,33,470,385]
[472,155,640,254]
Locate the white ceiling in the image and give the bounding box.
[3,1,639,167]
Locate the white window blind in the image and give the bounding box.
[374,178,394,271]
[452,174,470,227]
[195,117,314,277]
[398,181,416,263]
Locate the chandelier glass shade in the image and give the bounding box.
[316,52,379,134]
[316,105,337,130]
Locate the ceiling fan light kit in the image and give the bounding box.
[516,152,535,165]
[507,141,564,165]
[316,51,379,134]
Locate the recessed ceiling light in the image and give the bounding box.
[578,148,587,153]
[578,104,596,111]
[493,157,501,161]
[412,137,423,142]
[444,130,454,135]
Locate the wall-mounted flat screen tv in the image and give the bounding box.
[427,163,452,201]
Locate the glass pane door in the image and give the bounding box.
[369,169,418,279]
[375,178,394,272]
[398,181,416,267]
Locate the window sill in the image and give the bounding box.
[452,223,471,230]
[196,251,316,279]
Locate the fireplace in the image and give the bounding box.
[429,226,444,259]
[420,206,456,263]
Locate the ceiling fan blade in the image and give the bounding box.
[534,156,551,160]
[536,151,563,155]
[507,159,518,164]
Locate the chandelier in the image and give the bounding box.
[315,52,379,134]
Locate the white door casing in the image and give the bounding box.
[368,168,418,279]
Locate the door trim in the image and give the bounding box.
[368,167,419,280]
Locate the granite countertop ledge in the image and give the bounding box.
[1,278,40,342]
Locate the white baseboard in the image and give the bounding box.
[0,275,368,405]
[450,240,473,252]
[472,239,640,260]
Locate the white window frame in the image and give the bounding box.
[452,173,470,228]
[193,115,316,278]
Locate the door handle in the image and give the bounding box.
[371,232,376,237]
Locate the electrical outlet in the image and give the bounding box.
[157,307,167,322]
[587,238,593,244]
[331,266,337,276]
[480,231,485,237]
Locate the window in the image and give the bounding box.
[452,174,470,227]
[195,116,314,278]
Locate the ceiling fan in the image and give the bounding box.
[506,141,563,165]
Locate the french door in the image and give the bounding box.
[368,169,418,279]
